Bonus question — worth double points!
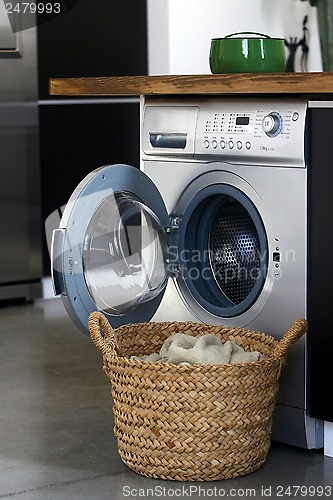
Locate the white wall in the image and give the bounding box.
[148,0,322,74]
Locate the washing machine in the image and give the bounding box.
[51,96,323,450]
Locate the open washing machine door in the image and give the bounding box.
[52,164,271,332]
[51,164,171,332]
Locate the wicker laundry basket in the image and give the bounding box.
[88,312,307,482]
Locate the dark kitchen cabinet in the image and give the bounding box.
[37,0,148,274]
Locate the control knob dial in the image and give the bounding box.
[262,112,283,138]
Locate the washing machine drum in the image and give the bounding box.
[52,164,268,332]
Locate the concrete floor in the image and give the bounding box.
[0,298,333,499]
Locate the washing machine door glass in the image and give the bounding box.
[82,192,169,315]
[52,164,172,332]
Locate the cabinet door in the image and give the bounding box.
[37,0,148,99]
[40,102,141,275]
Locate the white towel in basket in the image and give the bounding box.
[131,332,262,365]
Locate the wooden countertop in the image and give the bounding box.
[50,73,333,97]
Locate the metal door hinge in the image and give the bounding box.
[171,216,181,230]
[166,259,180,276]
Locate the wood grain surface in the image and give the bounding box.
[50,73,333,96]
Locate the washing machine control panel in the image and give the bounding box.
[142,98,307,167]
[195,98,307,166]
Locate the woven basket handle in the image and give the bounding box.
[88,311,118,357]
[271,318,307,359]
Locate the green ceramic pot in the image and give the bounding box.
[209,32,286,74]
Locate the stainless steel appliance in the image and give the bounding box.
[0,5,42,301]
[52,96,324,450]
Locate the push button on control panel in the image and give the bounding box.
[228,140,234,149]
